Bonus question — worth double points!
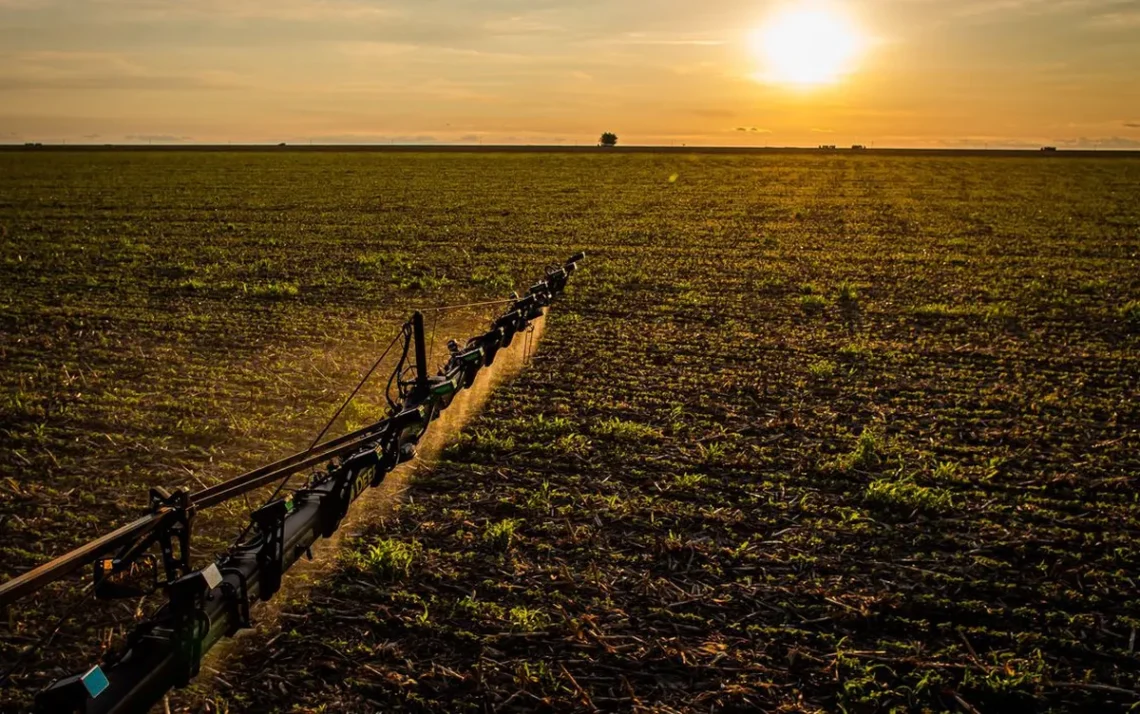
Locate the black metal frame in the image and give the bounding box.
[8,253,584,714]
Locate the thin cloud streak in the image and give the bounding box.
[0,50,248,91]
[88,0,396,21]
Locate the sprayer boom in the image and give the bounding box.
[0,253,584,714]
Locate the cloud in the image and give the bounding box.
[337,41,533,66]
[1059,136,1140,149]
[938,136,1051,149]
[0,74,243,90]
[125,134,192,142]
[0,51,247,91]
[936,135,1140,150]
[953,0,1049,19]
[75,1,574,57]
[690,108,732,119]
[89,0,395,22]
[308,133,439,144]
[481,15,561,36]
[1086,10,1140,29]
[336,41,420,59]
[735,126,770,133]
[1125,122,1140,128]
[613,34,726,46]
[952,0,1134,22]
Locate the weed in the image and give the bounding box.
[483,519,520,552]
[247,281,299,300]
[507,606,549,631]
[345,539,419,580]
[835,428,883,472]
[1120,300,1140,326]
[913,303,952,318]
[984,303,1015,322]
[932,460,960,481]
[983,456,1004,482]
[592,417,660,442]
[514,660,559,693]
[837,281,859,303]
[837,341,871,361]
[468,428,516,453]
[456,596,505,620]
[551,433,589,455]
[1077,278,1108,294]
[524,481,555,511]
[865,473,953,515]
[808,359,838,379]
[469,266,514,292]
[695,441,729,464]
[395,271,450,291]
[672,473,706,489]
[356,251,414,272]
[662,530,684,551]
[249,258,277,277]
[530,414,574,437]
[800,294,830,313]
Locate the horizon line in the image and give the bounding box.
[2,143,1138,155]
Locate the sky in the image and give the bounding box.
[0,0,1138,148]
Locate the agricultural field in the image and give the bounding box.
[1,150,1139,713]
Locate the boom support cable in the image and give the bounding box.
[227,321,411,548]
[412,297,518,313]
[308,321,410,450]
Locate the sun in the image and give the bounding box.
[750,3,866,87]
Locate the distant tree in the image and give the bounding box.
[599,132,618,148]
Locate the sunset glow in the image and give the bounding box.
[0,0,1137,147]
[751,4,866,87]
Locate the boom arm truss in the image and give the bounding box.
[0,253,584,714]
